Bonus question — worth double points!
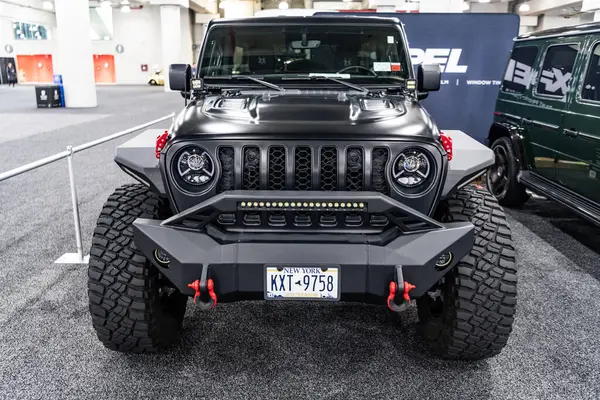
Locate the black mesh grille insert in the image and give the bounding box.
[320,146,337,191]
[294,146,312,190]
[217,146,235,193]
[371,147,390,195]
[243,146,260,190]
[268,146,286,190]
[346,147,364,191]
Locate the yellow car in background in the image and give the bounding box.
[147,70,164,86]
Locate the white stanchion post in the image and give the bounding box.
[55,146,89,265]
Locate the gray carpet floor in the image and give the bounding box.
[0,85,599,400]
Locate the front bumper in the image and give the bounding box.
[133,217,474,304]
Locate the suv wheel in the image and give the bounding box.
[486,136,528,206]
[88,184,187,353]
[417,184,517,360]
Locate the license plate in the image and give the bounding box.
[265,265,340,301]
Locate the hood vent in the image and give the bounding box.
[215,98,248,110]
[360,99,393,111]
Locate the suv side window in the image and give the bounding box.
[502,45,538,93]
[581,42,600,102]
[535,43,579,98]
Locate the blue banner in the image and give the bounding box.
[316,13,520,142]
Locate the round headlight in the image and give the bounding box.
[393,148,431,188]
[176,146,215,186]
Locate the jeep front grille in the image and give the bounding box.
[218,145,390,193]
[212,144,396,233]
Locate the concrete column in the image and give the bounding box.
[223,1,255,18]
[54,0,97,108]
[160,5,182,91]
[419,0,463,12]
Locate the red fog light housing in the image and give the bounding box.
[440,131,453,161]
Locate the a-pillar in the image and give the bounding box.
[53,0,97,108]
[419,0,464,12]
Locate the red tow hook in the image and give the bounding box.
[187,278,217,309]
[387,281,416,312]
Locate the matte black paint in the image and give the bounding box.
[169,92,440,141]
[133,218,474,301]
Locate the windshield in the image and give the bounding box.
[199,24,410,81]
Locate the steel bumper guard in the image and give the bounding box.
[133,191,474,304]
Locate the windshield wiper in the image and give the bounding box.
[283,74,370,93]
[204,75,285,92]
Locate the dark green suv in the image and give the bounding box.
[487,22,600,225]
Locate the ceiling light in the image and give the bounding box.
[42,1,53,10]
[343,0,352,2]
[279,1,289,9]
[121,5,131,12]
[100,1,112,9]
[462,1,470,11]
[519,3,530,12]
[478,0,490,3]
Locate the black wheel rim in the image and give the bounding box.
[487,145,509,197]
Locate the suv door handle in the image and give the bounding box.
[563,128,579,138]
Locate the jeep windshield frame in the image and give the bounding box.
[196,19,413,89]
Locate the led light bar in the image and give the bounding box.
[238,201,367,212]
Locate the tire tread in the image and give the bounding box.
[418,184,517,360]
[88,184,186,353]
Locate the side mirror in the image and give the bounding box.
[417,92,429,101]
[417,64,441,92]
[169,64,191,91]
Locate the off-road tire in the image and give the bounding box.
[88,184,187,353]
[417,184,517,360]
[487,137,528,207]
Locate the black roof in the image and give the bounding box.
[517,21,600,41]
[208,15,401,27]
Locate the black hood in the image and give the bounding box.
[170,91,438,140]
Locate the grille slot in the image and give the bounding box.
[268,146,286,190]
[243,146,260,190]
[294,146,312,190]
[217,213,236,225]
[243,212,261,226]
[268,211,286,227]
[319,211,337,227]
[217,146,235,193]
[346,147,364,191]
[371,147,390,195]
[294,212,312,227]
[345,212,363,227]
[320,146,338,191]
[369,214,389,227]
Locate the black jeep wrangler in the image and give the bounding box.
[88,16,517,360]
